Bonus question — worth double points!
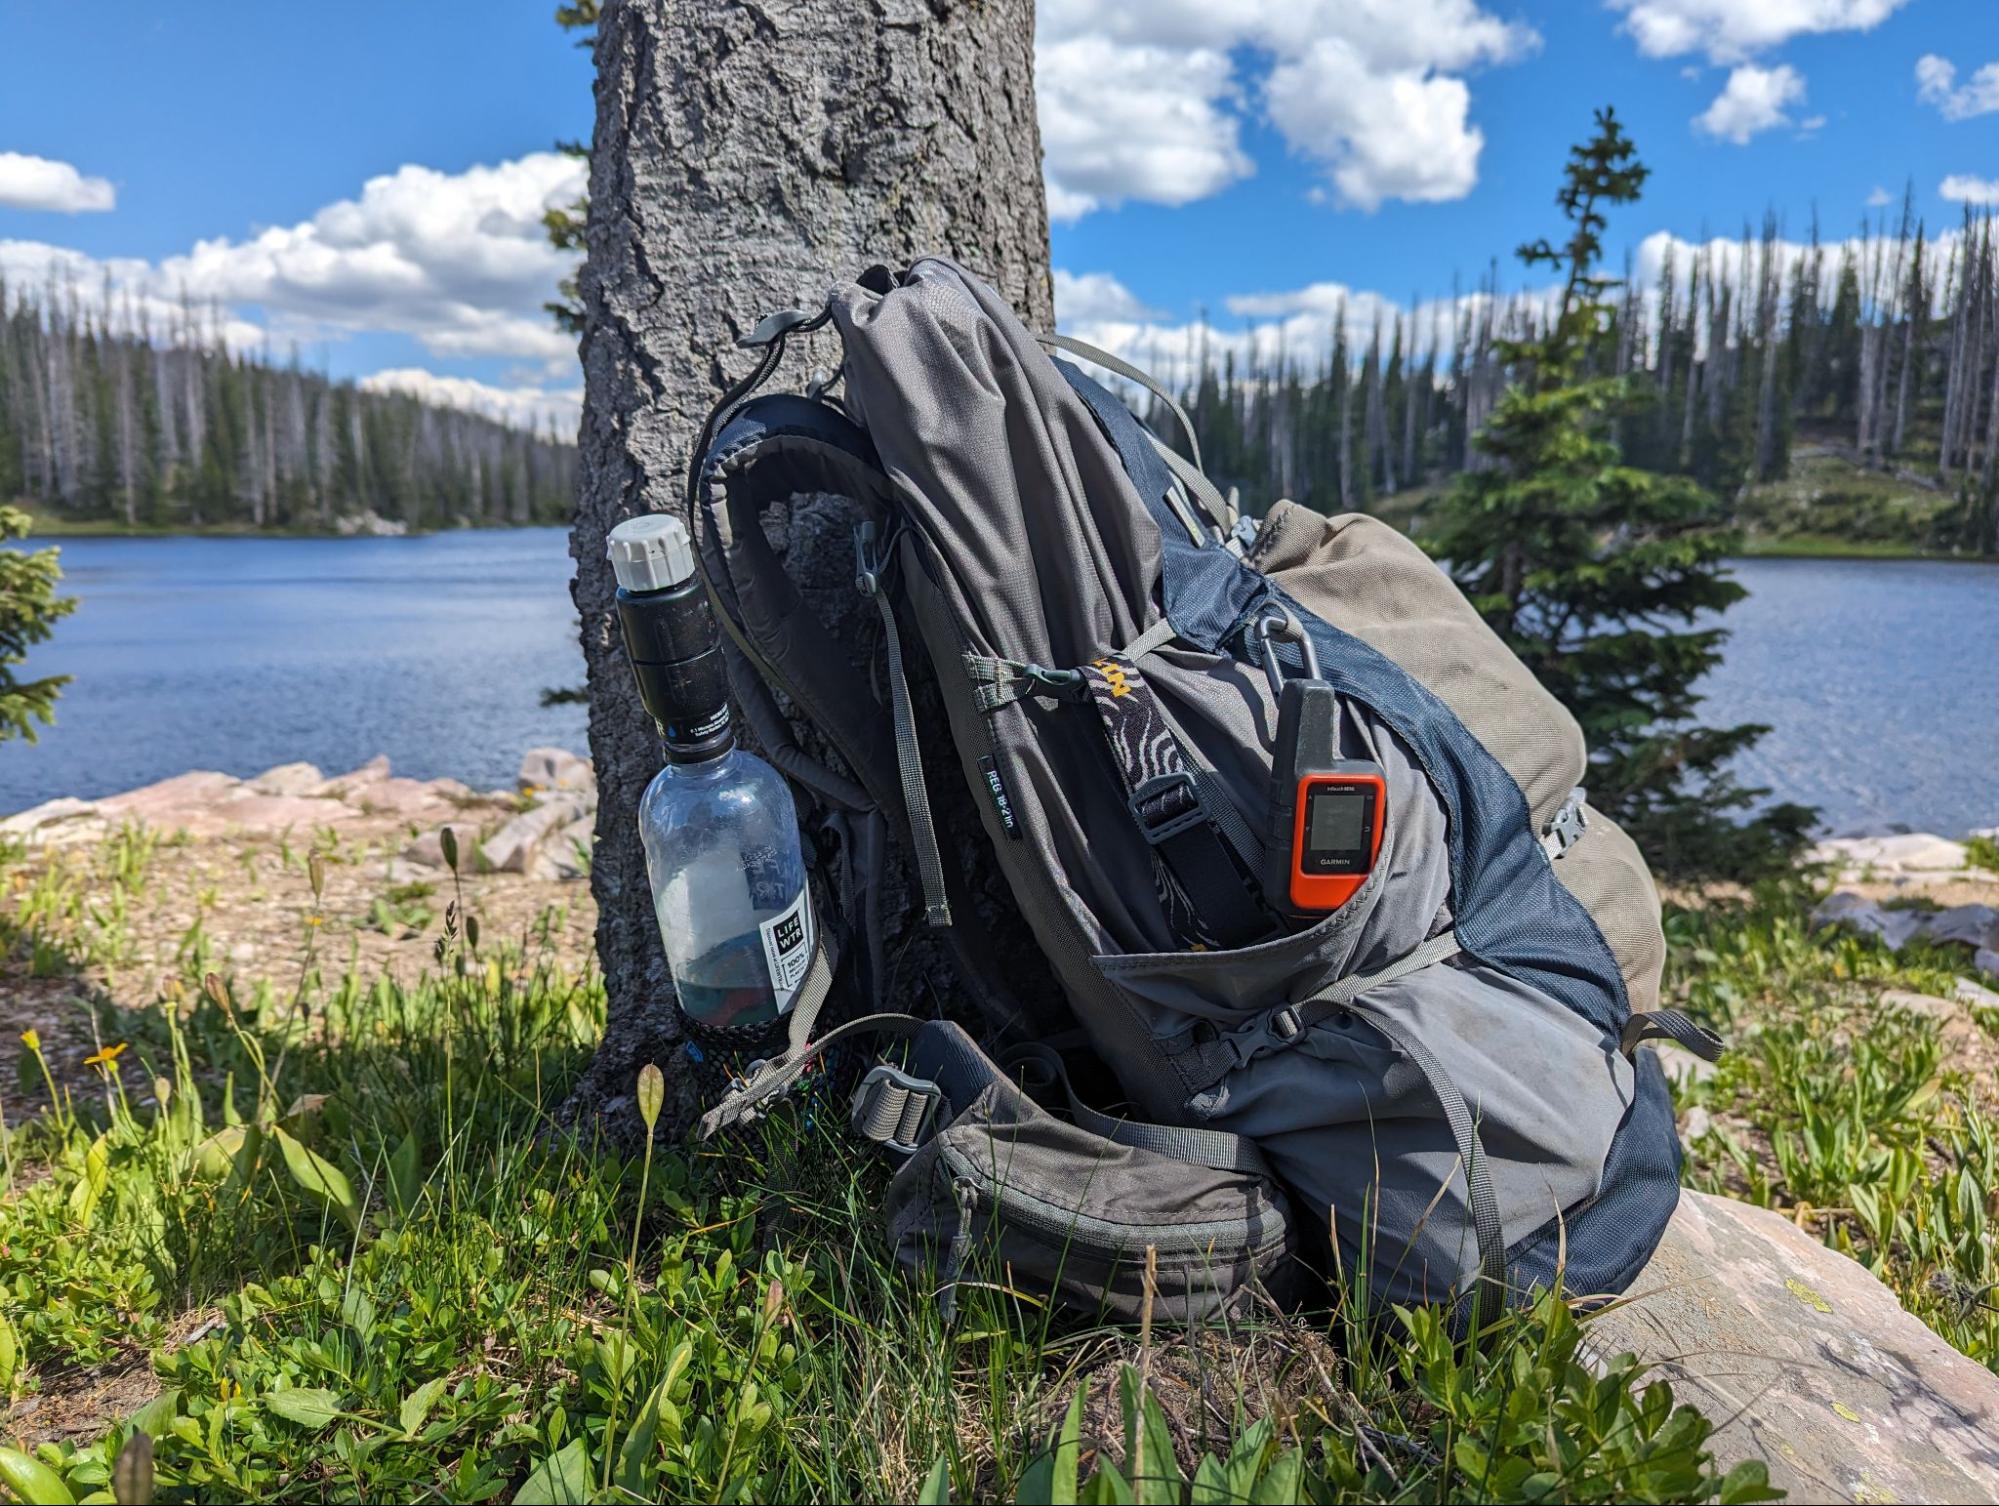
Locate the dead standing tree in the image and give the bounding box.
[566,0,1054,1142]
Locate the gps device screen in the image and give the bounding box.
[1300,782,1378,874]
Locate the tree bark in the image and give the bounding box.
[567,0,1052,1143]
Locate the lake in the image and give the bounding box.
[0,534,1990,837]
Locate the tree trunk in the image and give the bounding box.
[567,0,1052,1143]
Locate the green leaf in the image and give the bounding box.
[387,1128,423,1217]
[1717,1460,1781,1504]
[0,1446,76,1504]
[191,1123,261,1184]
[1247,1450,1302,1506]
[127,1390,180,1441]
[272,1125,361,1231]
[0,1312,17,1395]
[1120,1368,1182,1506]
[1080,1461,1133,1506]
[67,1134,110,1226]
[399,1376,448,1437]
[1189,1456,1231,1506]
[262,1387,342,1429]
[1036,1389,1084,1506]
[613,1376,670,1496]
[918,1455,952,1505]
[514,1437,592,1504]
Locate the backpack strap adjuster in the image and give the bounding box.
[1127,771,1207,844]
[851,1063,945,1156]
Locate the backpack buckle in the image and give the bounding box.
[853,522,889,597]
[851,1064,943,1156]
[1127,771,1206,844]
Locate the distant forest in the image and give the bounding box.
[1148,205,1999,555]
[0,275,577,532]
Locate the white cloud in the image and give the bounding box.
[1266,43,1486,210]
[0,151,115,213]
[357,368,580,431]
[0,239,269,351]
[1695,63,1806,143]
[1,151,582,431]
[1035,37,1251,220]
[1916,54,1999,120]
[1609,0,1912,64]
[1052,269,1163,324]
[1866,184,1894,207]
[1034,0,1537,217]
[1941,174,1999,207]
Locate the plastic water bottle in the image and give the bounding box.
[608,515,815,1029]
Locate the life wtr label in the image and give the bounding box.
[759,888,815,1013]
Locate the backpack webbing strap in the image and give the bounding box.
[856,523,951,928]
[1005,1044,1273,1177]
[1620,1009,1725,1062]
[1078,653,1275,950]
[1038,332,1209,479]
[1276,930,1463,1039]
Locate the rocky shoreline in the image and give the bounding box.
[1,746,600,885]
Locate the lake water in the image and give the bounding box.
[0,534,1990,836]
[0,530,589,812]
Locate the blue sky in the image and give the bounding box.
[2,0,1994,425]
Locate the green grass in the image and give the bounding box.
[1730,450,1981,559]
[1664,884,1999,1369]
[12,850,1993,1502]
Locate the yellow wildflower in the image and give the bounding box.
[19,1029,40,1054]
[83,1042,128,1069]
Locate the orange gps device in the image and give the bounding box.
[1262,633,1388,915]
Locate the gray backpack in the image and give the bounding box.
[686,257,1718,1325]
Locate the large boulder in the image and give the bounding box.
[248,761,325,797]
[1583,1190,1999,1503]
[0,796,108,847]
[518,747,594,794]
[1812,832,1972,876]
[480,795,590,874]
[1811,891,1930,951]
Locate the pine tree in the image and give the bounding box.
[0,505,75,742]
[1424,108,1813,881]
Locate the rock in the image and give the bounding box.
[1926,904,1999,950]
[1879,989,1983,1050]
[1678,1104,1712,1141]
[480,795,589,873]
[311,755,392,796]
[1811,891,1929,951]
[1978,947,1999,984]
[0,796,107,846]
[99,770,241,820]
[1956,975,1999,1010]
[545,817,595,880]
[1653,1043,1717,1090]
[348,776,476,823]
[1582,1190,1999,1502]
[1812,832,1972,878]
[207,792,359,836]
[403,824,473,870]
[378,858,436,887]
[248,762,325,797]
[519,747,595,794]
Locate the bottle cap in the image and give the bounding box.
[607,514,696,593]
